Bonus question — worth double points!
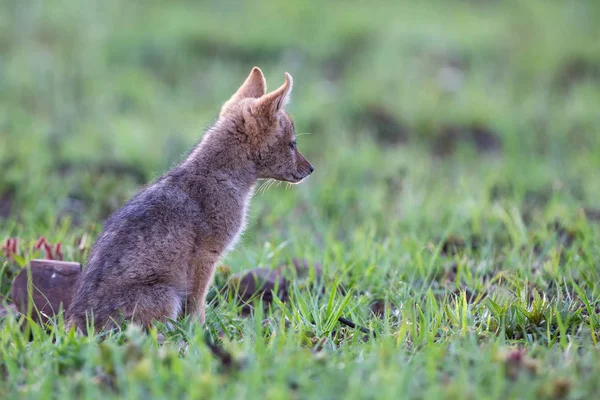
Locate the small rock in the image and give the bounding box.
[0,192,13,219]
[439,235,480,256]
[551,378,572,399]
[554,57,600,92]
[0,303,17,318]
[228,259,323,315]
[584,208,600,222]
[156,333,166,345]
[469,124,502,153]
[369,300,387,318]
[358,106,409,145]
[228,268,288,315]
[10,259,81,324]
[498,348,540,380]
[432,124,501,156]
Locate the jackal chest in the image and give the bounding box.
[221,197,250,255]
[194,192,251,257]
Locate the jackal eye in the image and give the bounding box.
[289,140,297,149]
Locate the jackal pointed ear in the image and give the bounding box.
[220,67,267,117]
[252,72,293,117]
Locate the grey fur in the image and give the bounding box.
[67,67,313,332]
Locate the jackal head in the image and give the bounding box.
[218,67,314,184]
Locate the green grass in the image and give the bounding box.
[1,0,600,398]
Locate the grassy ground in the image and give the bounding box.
[1,0,600,398]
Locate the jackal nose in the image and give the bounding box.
[309,164,314,174]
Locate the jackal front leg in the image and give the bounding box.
[184,260,217,325]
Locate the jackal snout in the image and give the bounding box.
[291,149,314,183]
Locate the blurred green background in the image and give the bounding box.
[2,1,600,398]
[1,0,600,268]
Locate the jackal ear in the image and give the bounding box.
[220,67,267,117]
[252,72,293,117]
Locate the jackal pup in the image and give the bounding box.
[68,67,314,332]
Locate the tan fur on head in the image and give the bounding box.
[221,69,294,122]
[220,66,267,117]
[251,72,293,118]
